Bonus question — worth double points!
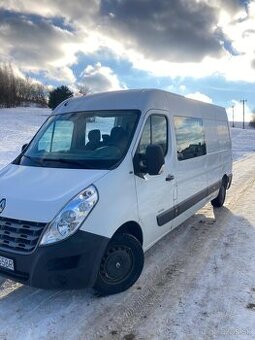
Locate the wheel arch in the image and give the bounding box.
[112,221,143,246]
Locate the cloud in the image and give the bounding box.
[42,66,76,83]
[186,92,213,104]
[0,4,115,84]
[79,62,126,93]
[0,10,79,71]
[100,0,226,63]
[0,0,99,24]
[179,84,186,92]
[215,0,245,14]
[0,0,255,85]
[95,0,255,82]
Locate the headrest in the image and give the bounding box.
[88,129,101,143]
[110,126,127,142]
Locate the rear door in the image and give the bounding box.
[133,112,176,248]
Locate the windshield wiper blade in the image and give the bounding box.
[43,158,86,166]
[22,154,46,167]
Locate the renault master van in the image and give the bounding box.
[0,89,232,295]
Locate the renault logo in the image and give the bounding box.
[0,199,6,214]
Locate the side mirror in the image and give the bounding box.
[21,143,28,152]
[146,144,165,176]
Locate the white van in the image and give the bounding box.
[0,89,232,295]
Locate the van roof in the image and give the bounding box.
[53,88,226,120]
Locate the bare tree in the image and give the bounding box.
[0,63,48,108]
[77,84,90,96]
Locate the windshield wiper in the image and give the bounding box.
[22,154,46,167]
[43,158,87,167]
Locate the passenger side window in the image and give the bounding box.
[137,115,168,156]
[174,116,206,161]
[137,118,151,154]
[134,114,168,174]
[151,115,168,155]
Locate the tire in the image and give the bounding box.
[94,233,144,296]
[211,181,226,208]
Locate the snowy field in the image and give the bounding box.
[231,128,255,161]
[0,107,51,169]
[0,107,255,339]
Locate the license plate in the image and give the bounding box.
[0,255,14,271]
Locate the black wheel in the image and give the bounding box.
[211,181,226,207]
[94,234,144,295]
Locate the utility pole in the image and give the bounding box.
[231,104,235,127]
[240,99,247,129]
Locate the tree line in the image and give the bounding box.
[0,63,48,108]
[1,62,255,128]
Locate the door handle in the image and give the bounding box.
[165,174,175,181]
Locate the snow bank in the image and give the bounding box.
[230,127,255,161]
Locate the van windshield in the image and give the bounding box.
[14,110,140,169]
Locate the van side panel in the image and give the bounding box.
[165,96,232,232]
[204,117,222,196]
[216,118,232,180]
[170,99,208,215]
[174,156,208,207]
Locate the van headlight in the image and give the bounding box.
[40,185,98,245]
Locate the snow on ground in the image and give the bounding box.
[231,127,255,161]
[0,107,50,169]
[0,108,255,339]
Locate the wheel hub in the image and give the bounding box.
[100,246,133,283]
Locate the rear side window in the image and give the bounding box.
[174,116,206,161]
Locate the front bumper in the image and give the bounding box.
[0,230,109,289]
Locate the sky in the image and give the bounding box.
[0,0,255,122]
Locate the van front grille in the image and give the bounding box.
[0,217,46,253]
